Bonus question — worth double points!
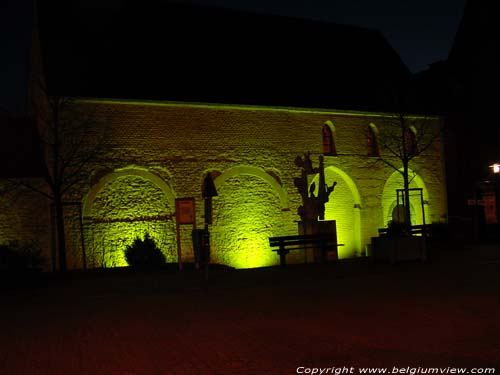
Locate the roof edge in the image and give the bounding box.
[76,97,441,120]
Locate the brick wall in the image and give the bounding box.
[0,180,51,269]
[2,99,447,270]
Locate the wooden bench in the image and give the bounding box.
[373,224,429,263]
[269,234,344,267]
[378,224,431,237]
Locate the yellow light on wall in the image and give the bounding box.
[87,174,175,268]
[211,173,286,269]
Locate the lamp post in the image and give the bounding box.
[487,163,500,237]
[471,164,500,241]
[201,172,217,280]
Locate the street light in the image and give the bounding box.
[489,163,500,174]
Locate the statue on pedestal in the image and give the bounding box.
[294,152,337,222]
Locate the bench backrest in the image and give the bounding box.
[378,224,430,236]
[269,234,337,247]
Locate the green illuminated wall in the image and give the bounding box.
[0,187,50,265]
[381,169,430,227]
[85,174,175,267]
[0,196,21,245]
[211,173,287,268]
[310,166,362,258]
[2,100,445,270]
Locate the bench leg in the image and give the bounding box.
[320,242,328,263]
[278,246,288,267]
[280,253,286,267]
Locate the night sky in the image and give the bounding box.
[1,0,467,114]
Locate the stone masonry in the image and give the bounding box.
[1,99,447,270]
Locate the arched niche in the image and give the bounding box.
[310,165,363,258]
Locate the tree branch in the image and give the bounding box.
[6,178,54,200]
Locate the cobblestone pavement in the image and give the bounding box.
[1,246,499,375]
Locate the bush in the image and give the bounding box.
[124,234,166,269]
[428,222,449,239]
[0,241,47,271]
[386,220,408,236]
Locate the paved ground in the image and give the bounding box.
[1,242,499,375]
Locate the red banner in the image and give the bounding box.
[483,191,497,224]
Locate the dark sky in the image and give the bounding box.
[179,0,467,73]
[0,0,467,114]
[1,0,34,115]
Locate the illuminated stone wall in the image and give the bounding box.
[74,100,446,268]
[0,194,22,245]
[2,100,447,269]
[0,181,51,268]
[211,174,287,268]
[84,174,176,267]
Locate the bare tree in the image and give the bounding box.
[7,93,107,271]
[376,107,441,231]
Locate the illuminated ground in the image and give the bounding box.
[1,243,499,374]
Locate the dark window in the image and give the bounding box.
[405,127,418,156]
[367,125,379,156]
[323,124,336,155]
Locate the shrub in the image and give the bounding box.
[124,233,166,269]
[0,241,47,271]
[428,222,449,239]
[385,220,407,236]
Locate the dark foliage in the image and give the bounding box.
[385,220,408,237]
[427,222,449,239]
[124,234,166,269]
[0,241,47,271]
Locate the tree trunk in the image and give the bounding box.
[51,98,67,272]
[401,119,412,232]
[403,160,412,231]
[318,155,326,221]
[54,195,67,272]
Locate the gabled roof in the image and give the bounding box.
[36,0,410,111]
[447,0,499,107]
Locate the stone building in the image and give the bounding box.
[0,1,447,270]
[413,0,500,238]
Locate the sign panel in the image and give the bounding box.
[175,198,196,225]
[467,199,476,206]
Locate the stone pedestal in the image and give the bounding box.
[371,235,427,263]
[298,220,338,262]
